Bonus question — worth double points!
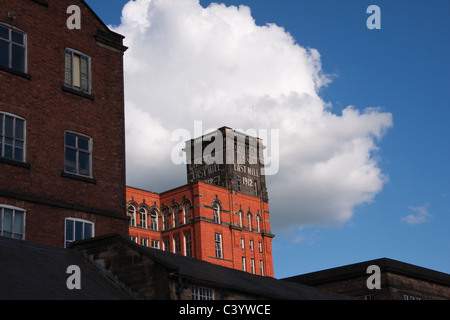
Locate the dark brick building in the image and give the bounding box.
[0,0,129,247]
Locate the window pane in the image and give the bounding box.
[15,119,24,140]
[78,151,90,176]
[65,148,77,173]
[64,50,72,86]
[65,219,74,241]
[0,114,3,134]
[13,211,23,234]
[78,137,89,151]
[3,209,12,233]
[0,40,8,68]
[4,116,13,137]
[14,141,24,161]
[84,223,92,239]
[11,31,24,45]
[11,45,25,73]
[65,133,76,147]
[75,221,83,241]
[0,26,9,40]
[72,54,81,88]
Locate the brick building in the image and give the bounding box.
[0,0,129,247]
[127,127,275,277]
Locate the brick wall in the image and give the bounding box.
[0,0,128,247]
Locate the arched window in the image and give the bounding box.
[238,210,243,228]
[128,206,136,227]
[138,207,147,228]
[173,205,180,227]
[213,202,220,224]
[247,212,252,231]
[256,214,261,233]
[183,203,191,224]
[163,208,170,230]
[150,210,158,231]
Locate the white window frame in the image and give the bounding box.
[213,202,220,224]
[64,131,93,178]
[184,232,192,257]
[64,217,94,248]
[0,23,27,73]
[215,233,223,259]
[0,111,26,162]
[0,205,26,240]
[64,48,91,94]
[191,286,214,300]
[128,205,136,227]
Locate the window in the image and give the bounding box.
[173,205,180,227]
[249,239,254,251]
[236,175,241,191]
[0,205,25,240]
[247,213,252,231]
[0,24,26,73]
[191,286,214,300]
[256,214,261,233]
[127,206,136,227]
[242,257,246,272]
[258,241,263,253]
[215,233,223,259]
[130,236,137,243]
[140,238,149,247]
[250,258,255,274]
[64,132,92,177]
[163,209,170,230]
[65,218,94,248]
[64,48,91,93]
[184,232,192,257]
[238,210,243,227]
[151,239,160,249]
[183,203,190,224]
[150,210,158,231]
[240,238,245,249]
[163,238,170,252]
[259,260,264,276]
[213,202,220,224]
[138,208,147,228]
[0,112,25,162]
[254,181,258,196]
[173,235,180,254]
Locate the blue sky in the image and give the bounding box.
[86,0,450,278]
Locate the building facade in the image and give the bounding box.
[127,127,275,277]
[0,0,129,247]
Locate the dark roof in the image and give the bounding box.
[75,234,351,300]
[283,258,450,287]
[0,236,133,300]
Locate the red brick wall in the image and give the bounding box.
[0,0,128,247]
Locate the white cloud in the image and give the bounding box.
[113,0,393,233]
[402,204,433,225]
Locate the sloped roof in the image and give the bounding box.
[0,236,133,300]
[71,234,352,300]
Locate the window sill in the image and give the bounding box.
[61,171,97,184]
[0,157,31,169]
[62,86,95,101]
[0,65,31,80]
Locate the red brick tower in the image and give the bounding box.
[127,128,275,277]
[0,0,129,247]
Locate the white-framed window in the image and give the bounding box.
[64,218,94,248]
[130,236,137,243]
[215,233,223,259]
[184,232,192,257]
[191,286,214,300]
[0,205,25,240]
[0,112,25,162]
[238,210,243,227]
[247,213,252,231]
[258,241,263,253]
[256,214,261,233]
[138,207,147,228]
[242,257,246,272]
[240,238,245,249]
[140,238,149,247]
[163,209,170,230]
[151,239,160,249]
[173,235,181,254]
[127,205,136,227]
[213,202,220,224]
[183,203,191,224]
[259,260,264,276]
[0,24,27,73]
[250,258,255,274]
[150,210,158,231]
[64,48,91,93]
[64,131,93,178]
[249,239,254,251]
